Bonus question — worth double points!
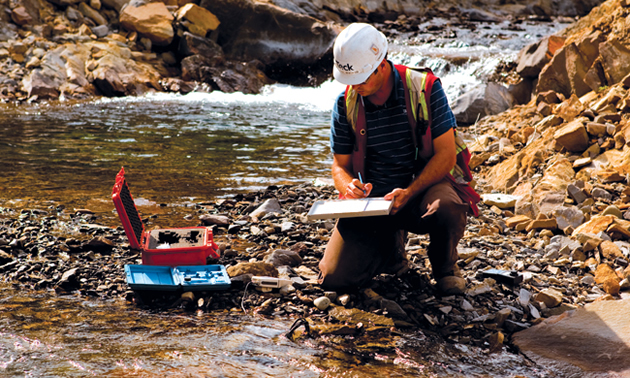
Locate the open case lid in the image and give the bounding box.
[112,167,145,250]
[124,264,231,291]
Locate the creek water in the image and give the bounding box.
[0,17,570,377]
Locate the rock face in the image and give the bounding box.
[199,0,337,85]
[516,35,566,78]
[267,0,606,21]
[506,0,630,105]
[0,0,619,102]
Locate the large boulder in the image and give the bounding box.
[23,70,59,99]
[516,35,566,78]
[451,82,513,125]
[554,117,590,152]
[174,3,220,38]
[90,42,163,96]
[536,30,607,98]
[178,32,225,60]
[513,298,630,374]
[181,55,271,94]
[199,0,337,85]
[599,38,630,86]
[119,2,174,46]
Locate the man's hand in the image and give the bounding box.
[332,154,374,199]
[384,188,411,214]
[344,178,372,199]
[384,129,457,214]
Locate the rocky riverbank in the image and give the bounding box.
[0,0,609,103]
[1,158,629,357]
[2,0,630,372]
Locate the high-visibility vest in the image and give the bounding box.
[344,64,481,216]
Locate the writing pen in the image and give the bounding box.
[358,172,366,195]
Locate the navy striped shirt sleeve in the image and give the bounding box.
[330,92,354,155]
[429,80,457,138]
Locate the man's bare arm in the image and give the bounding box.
[384,128,456,213]
[332,154,372,198]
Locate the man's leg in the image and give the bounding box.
[400,180,469,291]
[378,229,410,276]
[318,216,399,290]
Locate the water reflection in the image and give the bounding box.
[0,286,450,377]
[0,92,334,226]
[0,286,322,377]
[1,286,548,377]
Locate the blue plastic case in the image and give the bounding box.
[125,264,231,291]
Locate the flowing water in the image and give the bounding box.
[0,17,570,377]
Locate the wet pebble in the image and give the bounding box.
[314,296,331,310]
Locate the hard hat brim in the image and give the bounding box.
[333,66,372,86]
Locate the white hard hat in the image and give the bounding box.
[332,23,388,85]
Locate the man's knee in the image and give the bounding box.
[318,266,345,290]
[435,199,468,226]
[319,259,369,290]
[422,183,469,228]
[318,219,394,290]
[318,254,341,290]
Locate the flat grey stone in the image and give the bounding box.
[92,25,109,38]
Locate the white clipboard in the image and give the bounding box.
[306,197,393,220]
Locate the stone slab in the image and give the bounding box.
[481,193,521,209]
[513,298,630,376]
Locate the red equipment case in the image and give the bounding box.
[112,167,219,266]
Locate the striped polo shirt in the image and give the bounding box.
[330,61,457,196]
